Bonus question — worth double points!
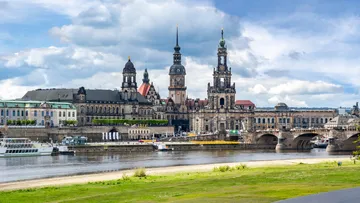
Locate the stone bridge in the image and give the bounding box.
[251,129,359,152]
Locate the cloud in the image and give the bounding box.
[268,80,343,95]
[249,84,267,94]
[268,95,307,107]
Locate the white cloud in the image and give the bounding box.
[0,78,37,100]
[268,95,308,107]
[248,84,267,94]
[268,80,343,95]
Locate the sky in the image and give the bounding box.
[0,0,359,107]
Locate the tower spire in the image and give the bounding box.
[176,24,179,46]
[221,28,224,39]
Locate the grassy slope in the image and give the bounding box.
[1,161,360,203]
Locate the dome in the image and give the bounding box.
[275,102,289,111]
[123,58,136,73]
[169,64,186,75]
[219,38,226,47]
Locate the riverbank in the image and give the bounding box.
[0,157,350,191]
[1,157,360,203]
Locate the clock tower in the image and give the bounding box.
[168,26,186,105]
[207,29,236,110]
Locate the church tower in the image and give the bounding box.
[168,26,186,105]
[121,57,137,92]
[207,29,236,110]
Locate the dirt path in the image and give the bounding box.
[0,157,349,191]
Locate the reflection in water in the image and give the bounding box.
[0,149,351,183]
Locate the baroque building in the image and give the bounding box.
[188,29,255,133]
[22,58,153,126]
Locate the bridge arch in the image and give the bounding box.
[257,133,277,145]
[293,133,322,150]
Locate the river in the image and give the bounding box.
[0,149,350,183]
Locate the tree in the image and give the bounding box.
[353,125,360,160]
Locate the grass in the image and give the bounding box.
[1,161,360,203]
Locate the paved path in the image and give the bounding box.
[276,187,360,203]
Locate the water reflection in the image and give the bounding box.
[0,149,351,183]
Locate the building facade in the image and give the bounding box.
[188,30,255,134]
[22,59,153,126]
[0,100,76,127]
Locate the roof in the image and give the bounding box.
[123,59,136,73]
[138,83,151,97]
[235,100,255,106]
[169,64,186,75]
[22,88,152,104]
[0,100,76,109]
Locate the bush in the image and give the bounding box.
[122,173,130,181]
[234,164,248,170]
[92,119,168,126]
[213,165,231,172]
[133,168,146,177]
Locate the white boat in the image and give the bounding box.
[0,138,54,157]
[153,143,174,151]
[311,137,329,148]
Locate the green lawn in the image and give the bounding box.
[1,161,360,203]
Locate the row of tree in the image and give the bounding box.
[63,120,77,126]
[92,119,168,126]
[6,120,36,125]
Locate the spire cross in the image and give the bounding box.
[128,56,130,60]
[221,28,224,39]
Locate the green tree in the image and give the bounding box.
[353,124,360,160]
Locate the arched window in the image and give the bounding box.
[262,118,265,124]
[272,118,274,123]
[116,107,119,114]
[86,106,89,113]
[220,98,225,107]
[91,106,94,113]
[257,118,261,123]
[320,118,323,123]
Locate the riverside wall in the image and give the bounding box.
[69,143,277,153]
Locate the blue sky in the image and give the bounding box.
[0,0,359,107]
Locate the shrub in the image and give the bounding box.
[213,165,231,172]
[122,173,130,180]
[133,168,146,177]
[234,164,248,170]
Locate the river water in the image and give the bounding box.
[0,149,350,183]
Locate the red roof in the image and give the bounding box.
[235,100,255,107]
[138,83,151,96]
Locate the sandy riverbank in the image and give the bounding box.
[0,157,350,191]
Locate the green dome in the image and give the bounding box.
[219,39,226,47]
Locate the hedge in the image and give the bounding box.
[64,120,77,126]
[6,120,36,125]
[92,119,168,126]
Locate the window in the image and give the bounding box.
[287,118,290,124]
[34,110,37,117]
[59,112,61,117]
[50,111,53,117]
[46,111,49,116]
[42,111,44,117]
[220,78,224,87]
[0,109,3,116]
[272,118,274,123]
[262,118,265,124]
[72,112,75,117]
[12,110,15,117]
[220,98,225,107]
[17,110,20,116]
[68,112,70,117]
[41,120,44,125]
[25,111,28,116]
[21,110,24,117]
[63,111,65,117]
[6,110,9,116]
[257,118,261,123]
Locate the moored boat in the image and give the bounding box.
[311,137,329,148]
[0,138,53,157]
[153,143,174,151]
